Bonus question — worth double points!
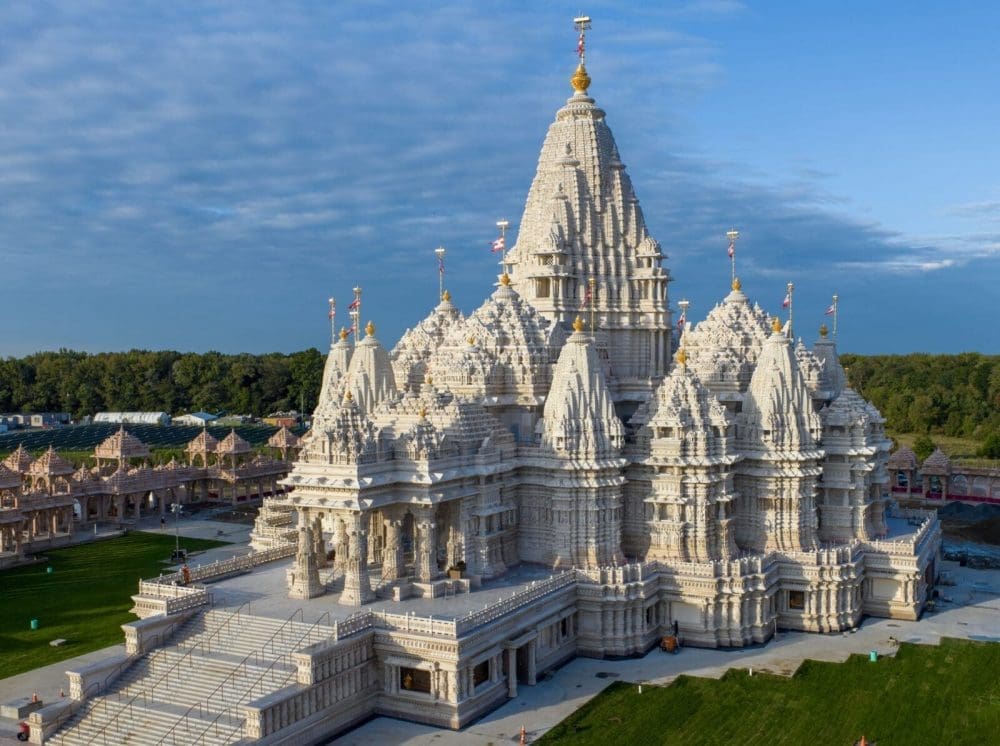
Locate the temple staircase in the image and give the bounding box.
[47,607,333,745]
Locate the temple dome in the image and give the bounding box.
[390,294,464,393]
[813,330,848,400]
[539,326,623,459]
[739,328,822,454]
[631,361,734,463]
[428,279,564,401]
[682,286,772,398]
[887,446,918,470]
[345,323,397,415]
[315,329,354,422]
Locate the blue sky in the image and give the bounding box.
[1,1,997,357]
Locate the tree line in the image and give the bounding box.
[0,349,325,420]
[842,352,1000,451]
[0,350,997,450]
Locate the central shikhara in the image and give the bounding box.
[270,51,939,651]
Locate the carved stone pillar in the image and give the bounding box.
[416,518,438,583]
[340,511,374,606]
[288,524,323,599]
[383,517,405,580]
[333,518,349,573]
[312,516,327,569]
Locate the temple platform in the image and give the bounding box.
[205,559,563,625]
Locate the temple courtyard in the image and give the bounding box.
[0,518,996,744]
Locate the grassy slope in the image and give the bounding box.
[0,532,225,678]
[539,638,1000,746]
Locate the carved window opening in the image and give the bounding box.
[400,666,431,693]
[535,278,551,298]
[473,660,489,688]
[788,590,805,610]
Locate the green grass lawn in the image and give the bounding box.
[0,532,226,679]
[539,638,1000,745]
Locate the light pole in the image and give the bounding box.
[170,502,183,560]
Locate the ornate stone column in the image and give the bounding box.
[288,524,323,599]
[415,517,438,583]
[312,516,327,568]
[382,516,405,580]
[340,511,374,606]
[333,517,349,573]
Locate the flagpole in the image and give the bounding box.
[832,293,839,339]
[726,228,739,287]
[786,281,794,338]
[351,285,362,344]
[328,297,336,345]
[678,298,689,338]
[496,219,509,274]
[588,277,596,334]
[435,246,446,301]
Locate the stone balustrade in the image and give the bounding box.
[454,571,577,635]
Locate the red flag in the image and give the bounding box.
[491,235,505,253]
[580,285,592,309]
[577,33,585,58]
[676,312,686,331]
[727,242,735,258]
[438,255,445,274]
[328,308,335,320]
[348,298,360,310]
[781,294,791,309]
[825,304,835,315]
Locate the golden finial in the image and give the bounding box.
[425,372,433,386]
[467,335,476,346]
[344,390,353,402]
[418,406,427,420]
[500,272,511,286]
[676,347,688,367]
[442,289,451,302]
[571,63,591,94]
[339,327,349,341]
[365,320,375,337]
[572,315,584,333]
[819,323,829,338]
[732,277,742,291]
[771,317,782,333]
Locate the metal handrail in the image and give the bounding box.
[82,601,251,745]
[186,611,334,745]
[152,607,309,746]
